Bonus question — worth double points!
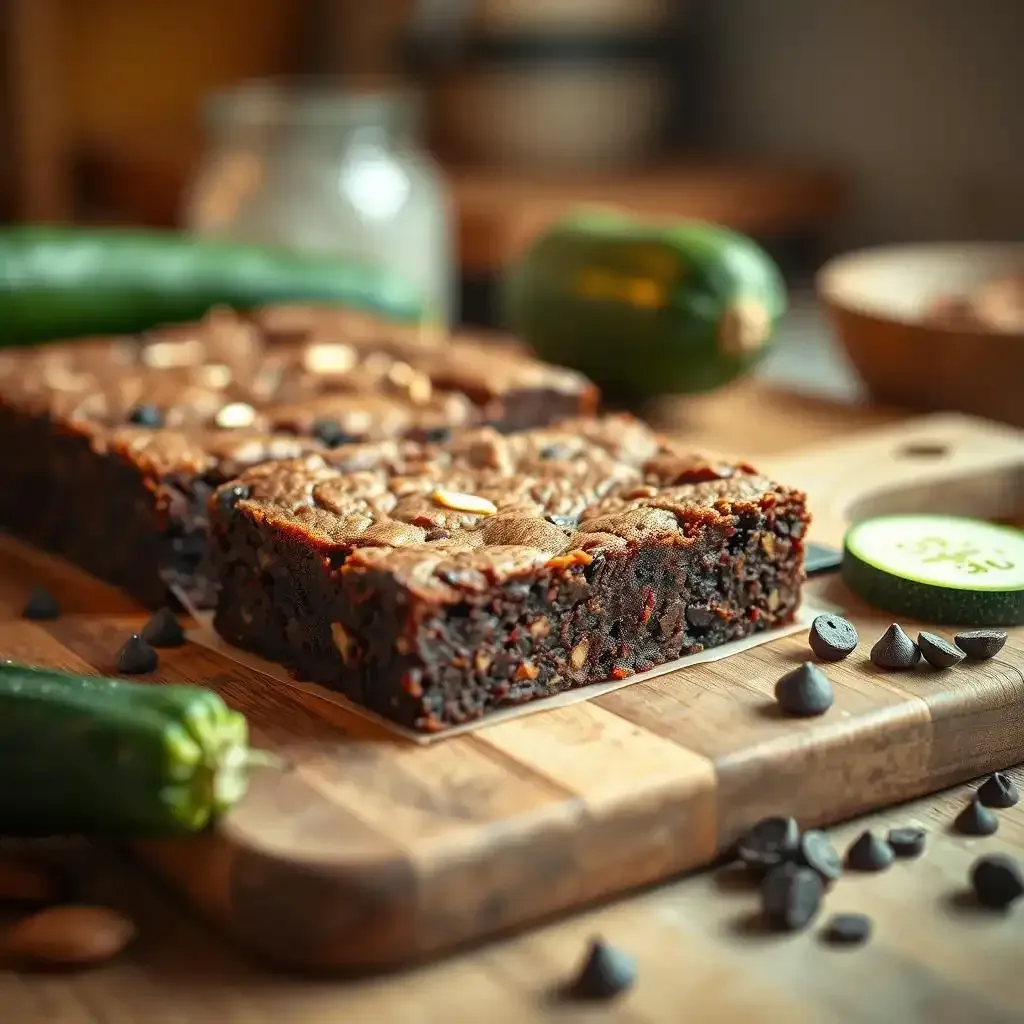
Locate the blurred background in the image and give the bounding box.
[2,0,1023,402]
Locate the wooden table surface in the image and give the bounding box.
[4,383,1023,1024]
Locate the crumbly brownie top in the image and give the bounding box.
[221,415,805,599]
[0,305,596,478]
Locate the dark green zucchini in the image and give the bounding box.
[501,211,788,401]
[0,662,253,836]
[0,226,425,346]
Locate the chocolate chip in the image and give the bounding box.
[127,403,163,427]
[736,816,801,876]
[141,607,185,648]
[774,662,834,717]
[887,826,926,858]
[917,631,965,669]
[216,483,250,516]
[970,853,1024,909]
[822,913,872,946]
[870,624,920,670]
[954,629,1008,660]
[21,586,60,621]
[796,830,842,882]
[760,863,823,932]
[845,830,894,872]
[312,418,360,448]
[977,772,1020,809]
[568,938,636,1000]
[808,614,858,661]
[954,798,999,836]
[545,514,578,529]
[685,605,715,629]
[421,425,452,444]
[116,634,158,675]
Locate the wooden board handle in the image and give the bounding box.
[761,412,1024,548]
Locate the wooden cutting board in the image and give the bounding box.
[1,412,1022,974]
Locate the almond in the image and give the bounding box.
[431,488,497,516]
[3,905,135,967]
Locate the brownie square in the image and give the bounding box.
[208,415,809,731]
[0,306,597,607]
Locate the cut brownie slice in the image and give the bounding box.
[209,415,809,731]
[0,306,597,608]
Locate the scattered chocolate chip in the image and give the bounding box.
[216,483,250,516]
[917,631,965,669]
[808,614,858,662]
[886,826,926,858]
[774,662,834,717]
[21,586,60,621]
[760,863,824,932]
[141,607,185,648]
[311,418,360,448]
[845,831,894,872]
[870,624,920,670]
[822,913,872,946]
[736,816,801,876]
[568,938,636,1000]
[685,605,715,629]
[126,403,163,427]
[796,830,842,882]
[954,798,999,836]
[116,634,158,675]
[977,772,1020,809]
[954,629,1008,660]
[421,425,452,444]
[970,853,1024,909]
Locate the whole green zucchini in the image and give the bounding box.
[0,226,425,346]
[501,211,788,401]
[0,662,253,836]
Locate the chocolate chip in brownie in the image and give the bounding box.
[796,829,842,882]
[760,863,823,932]
[216,483,251,516]
[421,425,452,444]
[567,937,636,1000]
[116,634,158,675]
[21,586,60,621]
[917,631,965,669]
[141,607,186,648]
[774,662,834,717]
[955,798,999,836]
[736,816,801,876]
[311,418,360,448]
[887,826,926,858]
[977,772,1020,809]
[822,913,872,946]
[870,624,920,670]
[845,831,894,872]
[971,853,1024,909]
[954,629,1008,660]
[127,403,163,427]
[808,614,858,661]
[685,605,715,629]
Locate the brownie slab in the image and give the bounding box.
[0,306,596,608]
[208,416,810,732]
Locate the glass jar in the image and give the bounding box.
[184,82,454,326]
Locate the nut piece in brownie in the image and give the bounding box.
[0,306,597,608]
[209,415,809,732]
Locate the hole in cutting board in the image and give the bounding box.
[897,440,951,458]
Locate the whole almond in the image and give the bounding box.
[3,905,136,967]
[0,854,59,905]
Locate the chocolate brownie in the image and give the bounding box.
[0,306,597,608]
[209,415,809,731]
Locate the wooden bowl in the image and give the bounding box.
[817,243,1024,427]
